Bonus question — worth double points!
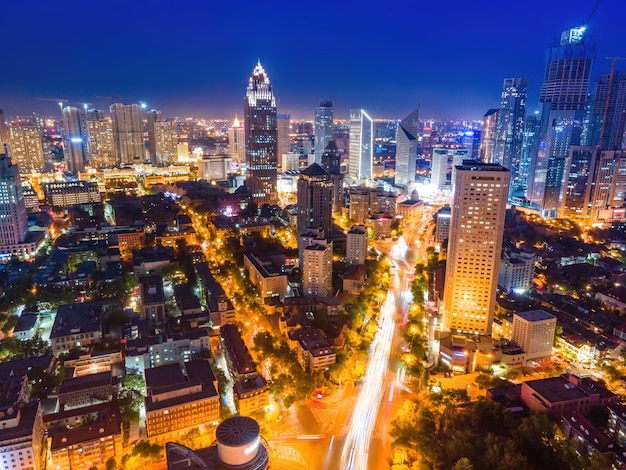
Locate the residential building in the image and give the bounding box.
[394,107,420,187]
[480,109,499,163]
[442,162,509,335]
[42,181,101,207]
[585,72,626,150]
[348,109,373,181]
[110,103,144,166]
[144,361,220,443]
[434,205,451,250]
[527,26,594,217]
[139,275,166,326]
[511,309,556,362]
[146,110,177,166]
[494,78,528,190]
[346,224,367,265]
[63,350,124,378]
[0,151,28,255]
[498,249,535,293]
[287,328,336,373]
[244,61,278,205]
[0,403,44,470]
[314,100,333,164]
[303,239,333,297]
[62,106,90,174]
[297,163,333,236]
[8,118,45,173]
[57,371,115,411]
[607,404,626,447]
[86,110,115,169]
[228,115,245,164]
[561,414,616,461]
[243,252,287,299]
[348,187,396,224]
[343,264,366,294]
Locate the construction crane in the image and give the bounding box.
[598,56,626,149]
[37,97,68,113]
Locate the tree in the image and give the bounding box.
[105,457,116,470]
[123,373,146,391]
[452,457,474,470]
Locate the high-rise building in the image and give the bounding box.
[527,26,594,217]
[320,141,343,214]
[434,205,451,249]
[560,146,597,220]
[479,109,499,163]
[0,148,28,251]
[585,72,626,150]
[86,110,115,169]
[431,146,470,190]
[297,163,334,236]
[518,115,540,195]
[346,224,367,265]
[228,115,245,164]
[277,113,291,165]
[244,61,278,205]
[8,119,45,173]
[442,162,510,335]
[461,130,481,161]
[348,109,373,181]
[511,310,556,362]
[0,109,9,146]
[394,107,420,188]
[314,100,334,164]
[303,239,333,297]
[586,150,626,223]
[110,103,144,166]
[494,78,528,189]
[61,106,90,174]
[146,110,177,166]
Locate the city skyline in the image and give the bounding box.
[2,1,626,121]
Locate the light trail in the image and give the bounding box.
[340,291,397,470]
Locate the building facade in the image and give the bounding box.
[314,100,333,164]
[511,309,556,362]
[110,103,144,166]
[297,163,333,237]
[62,106,90,174]
[8,119,45,173]
[303,239,333,297]
[346,224,367,265]
[348,109,373,181]
[480,109,499,164]
[394,107,420,187]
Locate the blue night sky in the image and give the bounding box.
[2,0,626,121]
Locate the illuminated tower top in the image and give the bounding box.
[246,61,276,107]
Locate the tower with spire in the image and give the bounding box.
[244,61,278,205]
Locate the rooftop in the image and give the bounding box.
[59,371,112,395]
[515,309,556,323]
[51,300,116,340]
[140,275,165,305]
[50,411,121,450]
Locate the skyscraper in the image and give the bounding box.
[228,115,245,164]
[244,61,278,205]
[585,72,626,150]
[8,118,45,173]
[86,110,115,169]
[110,103,144,166]
[518,115,540,195]
[494,77,528,189]
[0,147,28,251]
[394,107,420,188]
[146,110,177,166]
[303,239,333,297]
[560,146,597,220]
[320,141,344,213]
[479,109,499,163]
[442,162,509,335]
[62,106,90,174]
[527,26,594,217]
[0,109,9,146]
[297,163,334,236]
[314,100,333,164]
[348,109,373,181]
[277,113,291,166]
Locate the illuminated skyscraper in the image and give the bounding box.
[228,115,245,164]
[321,141,343,213]
[527,26,594,217]
[0,147,28,250]
[585,72,626,150]
[277,113,291,165]
[442,162,509,335]
[86,110,115,169]
[244,61,278,204]
[494,78,527,190]
[0,109,9,146]
[8,118,45,173]
[518,115,540,194]
[62,106,90,174]
[314,100,333,164]
[479,109,499,163]
[303,239,333,297]
[559,146,597,220]
[348,109,373,181]
[394,107,420,188]
[146,110,177,166]
[297,163,333,236]
[110,103,144,166]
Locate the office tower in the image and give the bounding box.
[146,110,177,166]
[434,205,451,248]
[277,113,291,165]
[61,106,90,174]
[528,26,594,216]
[314,100,334,164]
[228,115,245,164]
[518,115,539,194]
[244,61,278,205]
[346,224,367,265]
[461,130,481,161]
[8,119,45,173]
[297,163,333,236]
[442,162,510,335]
[588,150,626,223]
[0,109,9,145]
[479,109,499,163]
[0,148,28,249]
[585,72,626,150]
[431,146,469,190]
[110,103,144,166]
[320,141,344,214]
[494,77,528,188]
[86,110,115,169]
[348,109,373,181]
[560,146,597,220]
[394,107,420,188]
[511,310,556,362]
[303,239,333,297]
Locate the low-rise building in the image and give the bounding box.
[491,316,513,341]
[608,404,626,447]
[174,283,202,315]
[43,181,101,207]
[562,414,616,459]
[511,309,556,362]
[287,328,336,373]
[396,199,423,218]
[596,287,626,314]
[63,350,124,378]
[13,312,40,340]
[343,264,366,295]
[498,249,536,293]
[207,294,235,329]
[56,371,116,411]
[243,252,287,300]
[144,361,220,443]
[139,275,166,326]
[0,403,44,470]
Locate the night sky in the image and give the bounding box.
[2,0,626,121]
